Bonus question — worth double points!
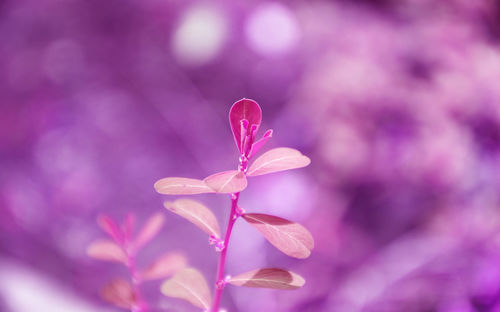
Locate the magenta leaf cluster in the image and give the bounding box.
[87,213,187,311]
[154,99,314,311]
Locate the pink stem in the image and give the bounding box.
[211,192,240,312]
[127,252,147,312]
[212,133,252,312]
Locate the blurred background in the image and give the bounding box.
[2,0,500,311]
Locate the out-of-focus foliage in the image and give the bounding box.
[1,0,500,311]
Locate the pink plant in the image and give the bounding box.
[154,99,314,311]
[87,213,187,311]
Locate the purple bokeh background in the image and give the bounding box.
[2,0,500,311]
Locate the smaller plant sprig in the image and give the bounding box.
[154,99,314,312]
[87,212,187,311]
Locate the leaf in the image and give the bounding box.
[228,268,305,290]
[97,214,123,243]
[242,213,314,259]
[154,177,215,195]
[140,251,188,281]
[164,199,221,238]
[229,98,262,153]
[132,213,165,252]
[161,268,212,310]
[87,239,127,264]
[204,170,247,193]
[247,147,311,177]
[248,129,273,159]
[122,213,136,243]
[101,279,136,309]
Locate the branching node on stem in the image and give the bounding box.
[234,205,245,219]
[216,277,228,290]
[209,235,225,252]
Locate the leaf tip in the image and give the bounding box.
[163,200,175,211]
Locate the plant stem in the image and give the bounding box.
[211,192,240,312]
[127,253,147,312]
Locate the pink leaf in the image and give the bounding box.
[132,213,165,252]
[242,213,314,259]
[154,177,215,195]
[140,251,188,281]
[229,99,262,153]
[161,268,212,310]
[97,214,123,243]
[204,170,247,193]
[122,213,136,243]
[228,268,305,290]
[101,279,136,309]
[248,129,273,159]
[87,239,127,264]
[247,147,311,177]
[164,198,221,238]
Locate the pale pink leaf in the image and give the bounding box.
[247,147,311,177]
[101,279,136,309]
[161,268,212,310]
[229,98,262,153]
[228,268,305,290]
[204,170,247,193]
[132,213,165,252]
[248,129,273,159]
[140,251,188,281]
[242,213,314,259]
[87,239,127,264]
[154,177,215,195]
[97,214,123,243]
[164,199,221,238]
